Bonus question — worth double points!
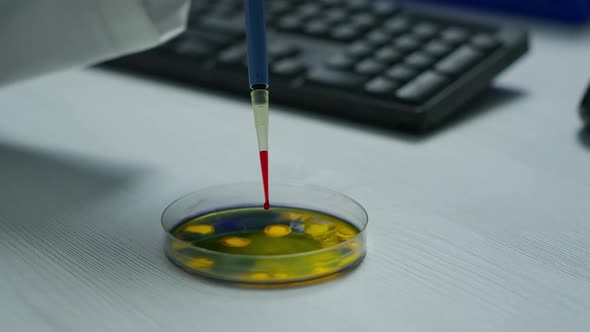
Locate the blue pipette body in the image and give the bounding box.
[245,0,269,89]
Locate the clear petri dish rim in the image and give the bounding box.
[161,182,368,260]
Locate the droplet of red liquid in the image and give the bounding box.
[259,150,270,210]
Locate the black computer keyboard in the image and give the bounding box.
[106,0,529,130]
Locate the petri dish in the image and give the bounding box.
[161,183,367,286]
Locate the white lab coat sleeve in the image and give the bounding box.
[0,0,190,87]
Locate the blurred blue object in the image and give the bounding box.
[407,0,590,24]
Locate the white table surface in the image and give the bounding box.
[1,10,590,332]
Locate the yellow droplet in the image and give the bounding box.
[264,224,292,237]
[273,273,290,280]
[186,257,214,268]
[320,238,340,248]
[184,224,214,235]
[338,253,360,267]
[336,225,356,240]
[311,266,332,275]
[347,240,361,249]
[221,236,251,248]
[249,272,270,280]
[284,212,311,222]
[171,241,188,250]
[314,251,340,262]
[304,223,330,237]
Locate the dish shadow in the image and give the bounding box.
[577,127,590,150]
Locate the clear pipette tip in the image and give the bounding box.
[251,89,270,210]
[251,89,269,152]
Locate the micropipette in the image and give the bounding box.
[245,0,270,210]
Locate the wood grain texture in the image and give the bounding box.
[1,22,590,332]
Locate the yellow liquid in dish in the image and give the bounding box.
[167,207,365,285]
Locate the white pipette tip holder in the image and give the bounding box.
[251,89,269,152]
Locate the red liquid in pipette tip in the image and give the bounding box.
[259,150,270,210]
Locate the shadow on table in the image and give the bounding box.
[281,84,527,143]
[362,85,528,143]
[0,140,173,291]
[0,141,145,225]
[577,127,590,150]
[528,20,590,41]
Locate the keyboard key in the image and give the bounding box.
[210,4,238,17]
[184,29,236,47]
[413,22,438,39]
[324,8,348,24]
[347,41,374,58]
[217,44,247,65]
[366,30,391,46]
[394,34,420,52]
[372,2,400,17]
[192,16,245,35]
[355,59,387,76]
[277,16,304,31]
[365,77,399,94]
[346,0,370,11]
[385,65,417,82]
[272,58,307,77]
[175,40,214,58]
[216,0,239,6]
[383,17,410,35]
[297,3,322,19]
[435,45,482,75]
[351,13,378,30]
[304,20,331,36]
[268,0,292,16]
[396,71,448,102]
[404,52,435,69]
[331,24,360,41]
[320,0,342,6]
[307,66,366,89]
[190,2,211,15]
[374,46,402,63]
[268,42,299,59]
[326,54,356,69]
[471,34,500,51]
[441,27,469,44]
[423,40,452,57]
